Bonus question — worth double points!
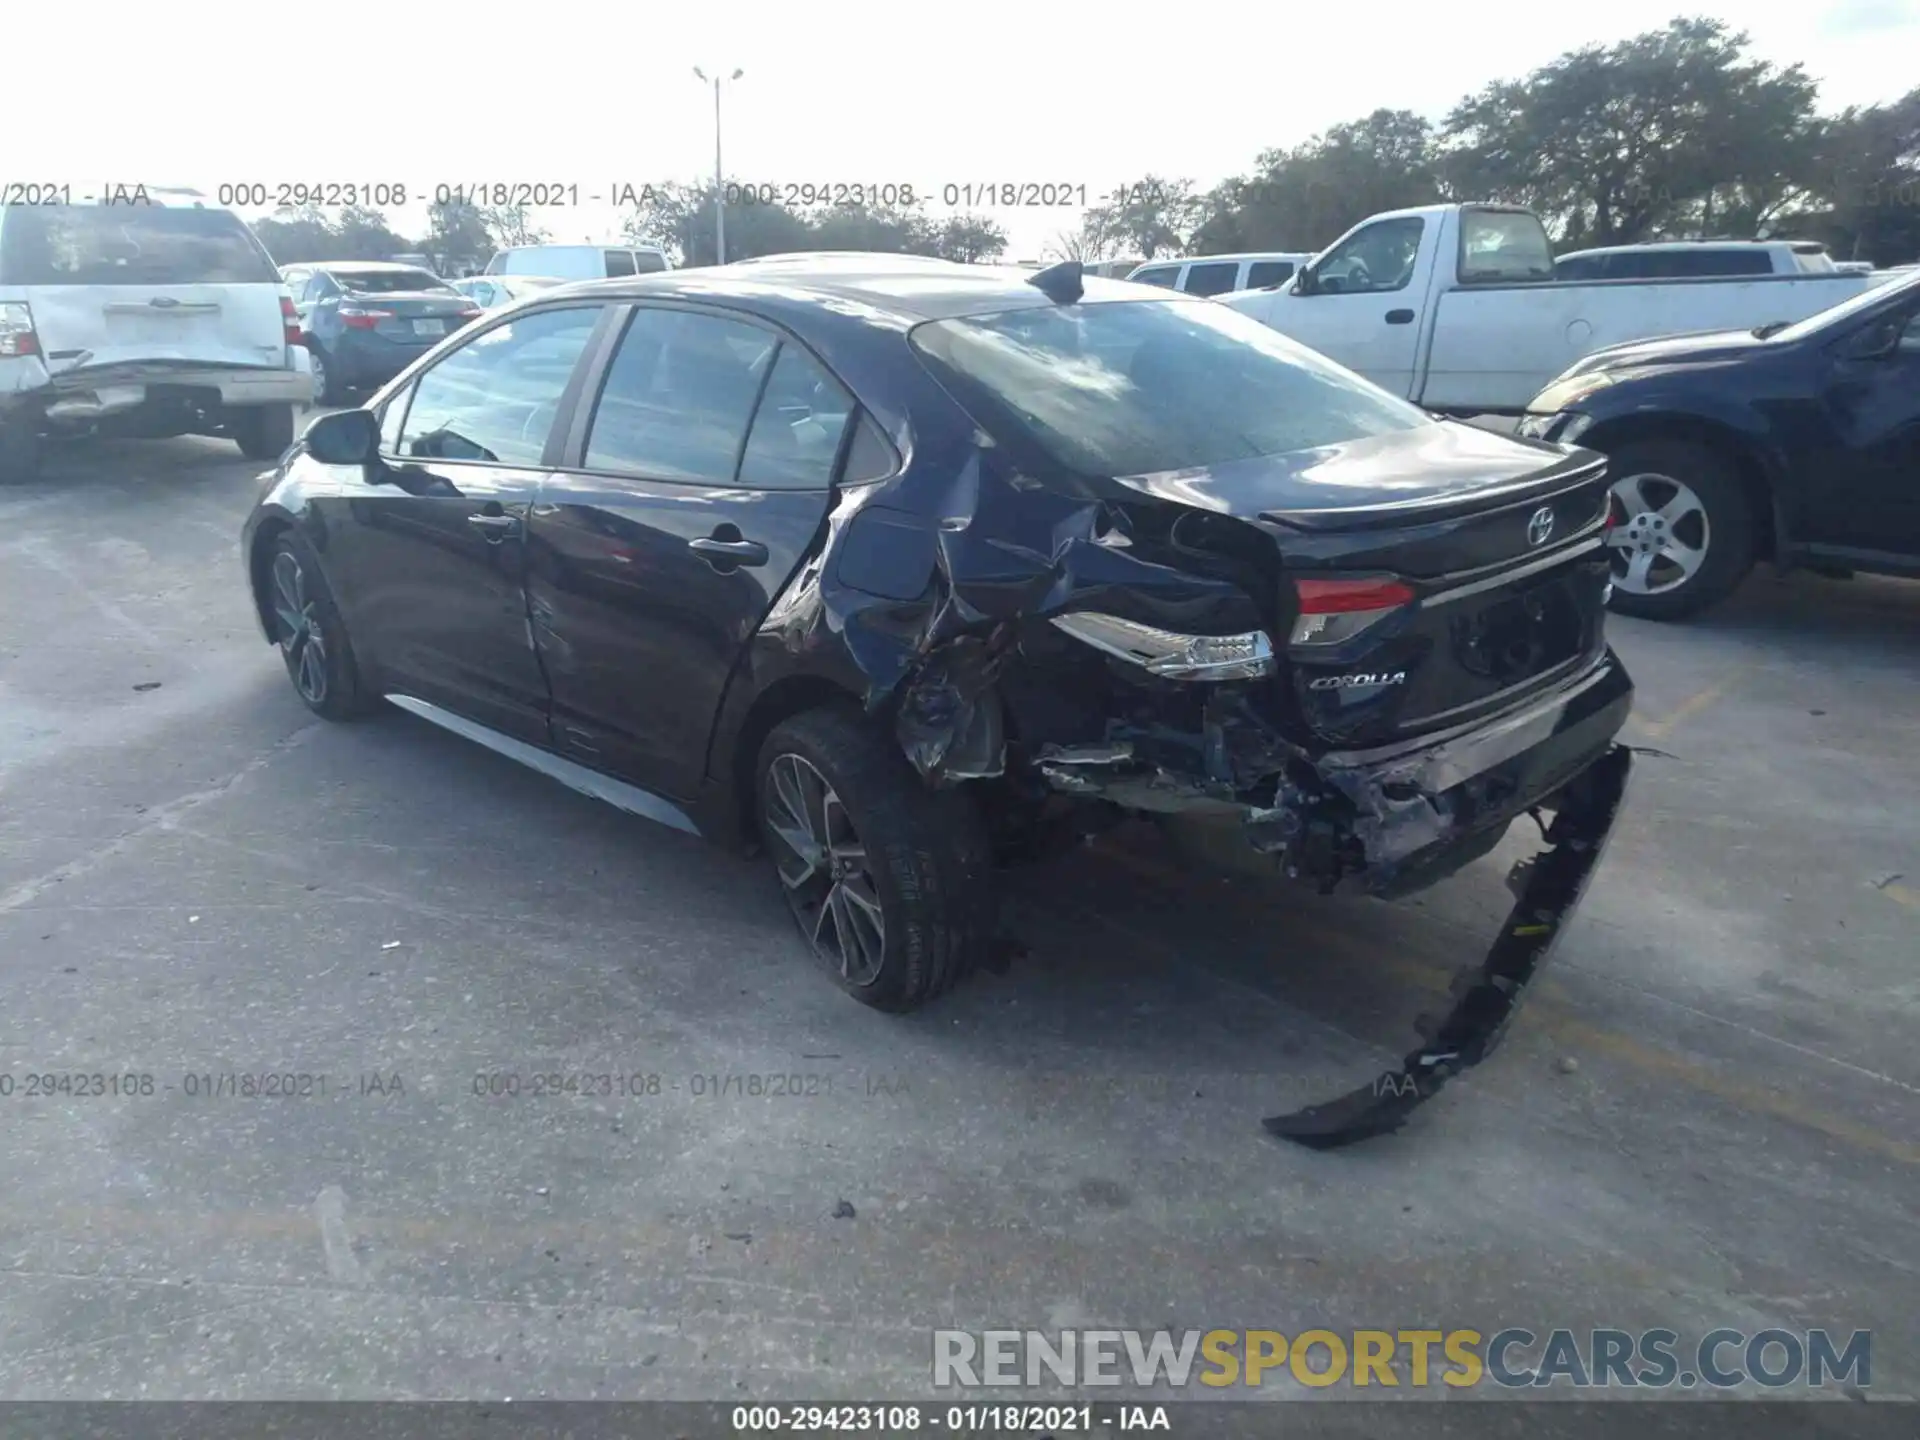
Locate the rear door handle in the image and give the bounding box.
[467,513,520,537]
[689,536,769,567]
[1385,308,1415,325]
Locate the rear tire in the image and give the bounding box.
[1601,439,1756,622]
[264,531,380,721]
[309,346,345,406]
[756,706,993,1013]
[0,419,43,485]
[233,404,296,460]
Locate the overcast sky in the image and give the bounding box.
[15,0,1919,259]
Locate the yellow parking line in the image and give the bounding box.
[1879,882,1918,910]
[1084,843,1918,1168]
[1635,665,1751,739]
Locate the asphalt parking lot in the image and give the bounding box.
[1,429,1916,1405]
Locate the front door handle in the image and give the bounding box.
[467,513,520,537]
[1385,308,1415,325]
[689,532,769,568]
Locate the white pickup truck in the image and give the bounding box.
[1217,203,1877,412]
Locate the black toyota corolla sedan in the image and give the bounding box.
[242,259,1633,1147]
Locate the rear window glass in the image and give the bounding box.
[910,297,1432,478]
[1458,209,1554,283]
[1131,267,1180,288]
[1246,260,1295,288]
[331,268,453,293]
[0,205,280,286]
[634,250,669,273]
[603,249,638,277]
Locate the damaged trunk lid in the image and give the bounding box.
[1117,423,1614,748]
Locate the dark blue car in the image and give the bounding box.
[281,261,479,404]
[1520,269,1920,620]
[240,259,1635,1147]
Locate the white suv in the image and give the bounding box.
[0,190,312,482]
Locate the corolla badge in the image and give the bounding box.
[1309,672,1407,690]
[1526,506,1556,547]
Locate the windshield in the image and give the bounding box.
[910,297,1432,478]
[332,268,452,294]
[1768,269,1920,344]
[0,204,280,285]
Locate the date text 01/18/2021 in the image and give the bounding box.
[0,1071,404,1098]
[729,1404,1172,1431]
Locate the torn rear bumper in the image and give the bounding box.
[1264,740,1633,1148]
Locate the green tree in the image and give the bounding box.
[427,198,495,275]
[333,205,411,261]
[1192,110,1446,254]
[480,204,550,250]
[926,214,1008,263]
[1080,176,1202,260]
[1801,88,1920,262]
[1443,18,1820,245]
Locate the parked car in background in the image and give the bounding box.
[240,259,1634,1146]
[387,252,437,272]
[728,251,966,270]
[1128,252,1313,296]
[1078,259,1145,279]
[1554,240,1838,280]
[281,262,480,404]
[0,190,312,480]
[1518,269,1920,620]
[484,244,670,280]
[1219,204,1876,413]
[452,276,565,310]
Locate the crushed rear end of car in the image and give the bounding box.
[797,284,1636,1147]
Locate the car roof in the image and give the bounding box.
[498,241,665,253]
[534,263,1172,323]
[1134,252,1311,266]
[320,260,436,272]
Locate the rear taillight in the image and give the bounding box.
[280,294,303,346]
[457,307,482,321]
[0,301,41,358]
[1289,576,1415,647]
[339,305,394,330]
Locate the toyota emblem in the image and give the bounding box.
[1526,506,1556,547]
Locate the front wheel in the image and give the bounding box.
[1602,440,1756,621]
[232,404,296,460]
[756,707,993,1012]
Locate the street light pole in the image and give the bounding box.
[693,67,743,265]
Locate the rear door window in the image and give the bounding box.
[396,306,602,466]
[1181,261,1241,296]
[737,345,855,490]
[603,249,638,277]
[633,250,669,274]
[583,308,777,482]
[0,205,281,286]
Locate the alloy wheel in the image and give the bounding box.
[270,549,329,704]
[310,351,328,404]
[763,752,886,986]
[1607,472,1711,596]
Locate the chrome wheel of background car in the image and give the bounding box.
[270,550,329,704]
[309,351,329,404]
[763,752,886,986]
[1607,471,1710,596]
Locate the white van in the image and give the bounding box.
[1127,252,1314,296]
[484,244,671,280]
[1,189,312,481]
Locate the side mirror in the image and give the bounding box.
[303,408,380,466]
[1291,269,1314,297]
